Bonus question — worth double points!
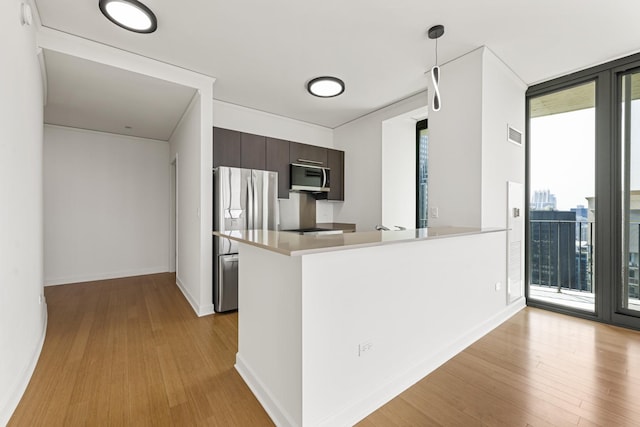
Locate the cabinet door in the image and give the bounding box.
[213,127,241,168]
[327,149,344,201]
[241,132,266,170]
[266,137,290,199]
[289,142,328,166]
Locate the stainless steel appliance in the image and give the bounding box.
[213,166,278,312]
[290,163,330,193]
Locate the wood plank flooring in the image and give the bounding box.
[9,273,640,426]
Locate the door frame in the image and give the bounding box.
[611,60,640,329]
[170,155,178,274]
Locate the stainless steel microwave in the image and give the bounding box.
[290,163,330,192]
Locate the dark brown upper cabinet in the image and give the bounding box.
[289,142,328,166]
[327,149,344,201]
[240,132,266,170]
[214,127,345,201]
[213,127,241,168]
[266,137,290,199]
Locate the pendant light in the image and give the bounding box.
[428,25,445,111]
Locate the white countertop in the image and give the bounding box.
[213,226,506,256]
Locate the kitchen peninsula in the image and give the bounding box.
[214,227,525,426]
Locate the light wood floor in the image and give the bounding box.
[9,273,640,426]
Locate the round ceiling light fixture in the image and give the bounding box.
[99,0,157,33]
[307,77,345,98]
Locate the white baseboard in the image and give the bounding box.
[235,354,299,427]
[175,276,214,317]
[44,266,169,286]
[0,302,48,426]
[197,304,215,317]
[322,300,526,427]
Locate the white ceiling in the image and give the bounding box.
[43,50,196,141]
[35,0,640,129]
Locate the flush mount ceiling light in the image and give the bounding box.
[428,24,445,111]
[307,77,345,98]
[99,0,157,33]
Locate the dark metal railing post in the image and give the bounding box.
[577,221,582,290]
[588,222,595,293]
[547,221,552,286]
[557,221,562,293]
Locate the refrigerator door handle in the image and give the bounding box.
[246,175,253,229]
[253,176,259,228]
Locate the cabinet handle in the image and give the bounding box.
[297,158,323,165]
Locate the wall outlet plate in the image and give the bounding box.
[358,341,373,357]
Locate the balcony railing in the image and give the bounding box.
[529,219,640,299]
[529,219,594,294]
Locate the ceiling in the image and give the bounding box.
[35,0,640,130]
[43,50,196,140]
[530,73,640,119]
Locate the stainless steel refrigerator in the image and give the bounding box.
[213,166,278,312]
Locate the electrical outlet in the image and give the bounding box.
[495,282,502,291]
[358,341,374,357]
[430,207,439,219]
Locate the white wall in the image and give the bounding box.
[43,125,170,285]
[213,100,333,148]
[170,95,211,314]
[0,1,47,424]
[236,231,524,426]
[213,99,335,222]
[381,113,419,229]
[427,47,526,229]
[427,48,484,228]
[481,49,527,228]
[333,93,429,231]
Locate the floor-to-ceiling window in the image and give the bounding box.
[618,68,640,323]
[528,82,596,313]
[416,119,428,228]
[527,53,640,330]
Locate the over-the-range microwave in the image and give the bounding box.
[290,163,330,193]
